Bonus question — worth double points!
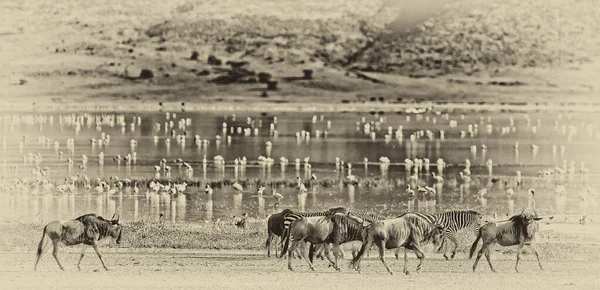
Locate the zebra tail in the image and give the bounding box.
[280,226,292,258]
[469,227,482,259]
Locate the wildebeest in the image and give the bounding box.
[265,208,293,257]
[349,213,444,275]
[306,213,368,271]
[278,206,350,259]
[394,210,486,260]
[469,210,543,272]
[280,211,343,271]
[469,208,543,273]
[34,213,123,271]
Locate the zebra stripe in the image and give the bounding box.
[398,210,483,238]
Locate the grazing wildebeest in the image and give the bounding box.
[306,213,369,271]
[34,213,123,271]
[278,206,349,259]
[349,213,444,275]
[470,208,543,273]
[395,210,486,260]
[265,208,293,257]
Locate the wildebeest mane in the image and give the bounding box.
[402,213,439,243]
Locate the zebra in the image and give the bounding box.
[278,206,349,258]
[396,210,486,260]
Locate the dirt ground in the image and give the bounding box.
[1,247,599,290]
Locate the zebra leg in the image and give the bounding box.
[91,243,109,271]
[529,244,543,270]
[77,245,87,271]
[515,242,525,273]
[50,240,65,271]
[377,239,393,275]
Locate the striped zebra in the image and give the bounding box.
[396,210,485,260]
[279,206,349,259]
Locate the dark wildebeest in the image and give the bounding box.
[280,211,344,271]
[349,213,444,275]
[34,213,123,271]
[265,208,293,257]
[278,206,350,259]
[306,213,369,271]
[470,208,543,273]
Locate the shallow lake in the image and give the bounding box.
[1,110,599,223]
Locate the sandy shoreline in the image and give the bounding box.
[3,99,600,114]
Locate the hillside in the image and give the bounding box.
[1,0,599,106]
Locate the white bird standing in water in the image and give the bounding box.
[205,184,213,195]
[272,189,283,201]
[233,181,243,194]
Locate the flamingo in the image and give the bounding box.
[233,181,243,194]
[431,172,444,183]
[405,185,415,197]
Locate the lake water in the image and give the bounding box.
[1,110,599,224]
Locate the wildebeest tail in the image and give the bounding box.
[36,225,47,257]
[469,227,482,259]
[349,224,371,267]
[279,225,293,258]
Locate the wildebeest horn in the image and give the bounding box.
[520,208,524,215]
[533,209,538,217]
[111,213,116,220]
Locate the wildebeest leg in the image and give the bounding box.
[274,235,279,258]
[51,240,65,271]
[298,240,315,271]
[515,242,525,273]
[483,247,494,272]
[412,243,426,273]
[34,238,52,271]
[403,248,409,275]
[332,244,342,271]
[266,232,274,257]
[288,239,298,271]
[479,241,496,272]
[322,244,338,270]
[473,240,491,272]
[337,246,346,259]
[376,239,393,275]
[91,243,109,271]
[448,234,459,259]
[77,245,87,271]
[529,244,543,270]
[394,247,401,260]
